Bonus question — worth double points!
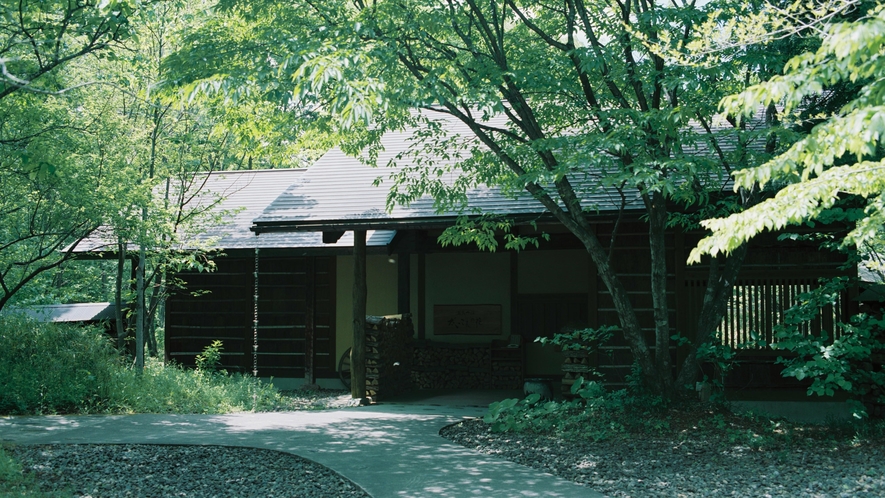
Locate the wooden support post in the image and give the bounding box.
[352,230,367,399]
[510,251,518,337]
[397,252,410,315]
[305,257,316,386]
[417,252,426,340]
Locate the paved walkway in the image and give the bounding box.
[0,400,597,497]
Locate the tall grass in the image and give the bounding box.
[0,316,284,415]
[0,315,116,414]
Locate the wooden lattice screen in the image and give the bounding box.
[684,279,849,349]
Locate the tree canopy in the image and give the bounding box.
[690,4,885,263]
[168,0,809,396]
[0,0,142,311]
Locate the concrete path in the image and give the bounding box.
[0,401,597,497]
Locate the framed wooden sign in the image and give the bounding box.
[433,304,502,335]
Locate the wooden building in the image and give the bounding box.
[120,112,854,398]
[242,114,853,395]
[151,169,395,389]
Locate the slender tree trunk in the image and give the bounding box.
[674,244,748,388]
[144,268,164,357]
[135,230,146,373]
[647,192,674,396]
[115,238,127,352]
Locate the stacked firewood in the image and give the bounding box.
[411,341,492,389]
[364,315,413,400]
[561,350,592,397]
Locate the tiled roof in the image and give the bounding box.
[74,169,396,252]
[253,111,762,232]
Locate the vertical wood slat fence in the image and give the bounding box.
[684,278,849,350]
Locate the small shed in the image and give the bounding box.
[4,303,120,347]
[9,302,117,323]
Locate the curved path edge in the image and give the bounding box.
[0,403,597,497]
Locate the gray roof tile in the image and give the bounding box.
[253,111,761,232]
[75,169,395,252]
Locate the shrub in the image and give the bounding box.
[0,315,285,415]
[103,358,283,414]
[194,340,224,373]
[0,445,23,487]
[772,277,885,418]
[0,315,119,414]
[483,376,667,440]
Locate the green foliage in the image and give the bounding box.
[8,261,120,308]
[536,325,617,383]
[438,217,549,252]
[0,316,284,415]
[691,5,885,263]
[483,379,607,436]
[0,0,138,99]
[684,330,766,396]
[771,277,885,417]
[537,325,618,352]
[0,444,55,497]
[483,376,667,441]
[0,446,23,489]
[102,358,282,414]
[694,337,737,393]
[484,394,558,433]
[194,340,224,373]
[0,315,119,414]
[0,83,125,311]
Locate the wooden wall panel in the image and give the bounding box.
[166,255,335,379]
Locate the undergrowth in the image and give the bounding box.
[0,317,345,495]
[0,445,44,497]
[0,315,286,415]
[483,376,885,450]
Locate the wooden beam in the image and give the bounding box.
[323,230,345,244]
[351,230,367,399]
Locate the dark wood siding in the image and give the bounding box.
[515,294,588,339]
[582,223,851,387]
[166,258,252,370]
[166,255,336,379]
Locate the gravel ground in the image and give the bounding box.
[6,444,369,498]
[7,389,883,497]
[3,390,369,498]
[440,418,885,498]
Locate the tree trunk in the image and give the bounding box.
[674,244,748,388]
[567,219,660,392]
[115,238,127,352]
[144,267,164,357]
[135,232,146,374]
[647,192,674,397]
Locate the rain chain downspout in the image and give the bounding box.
[252,248,259,410]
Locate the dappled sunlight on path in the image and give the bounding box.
[0,402,594,497]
